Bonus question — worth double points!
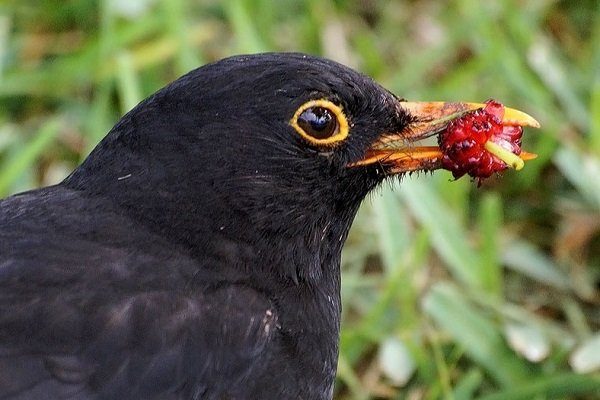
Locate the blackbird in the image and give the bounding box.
[0,53,538,399]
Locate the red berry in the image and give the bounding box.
[438,100,523,184]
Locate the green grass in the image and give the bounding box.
[1,0,598,398]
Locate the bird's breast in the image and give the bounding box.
[265,279,341,399]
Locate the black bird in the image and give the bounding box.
[0,53,537,399]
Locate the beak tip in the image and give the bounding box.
[501,107,541,129]
[515,116,541,129]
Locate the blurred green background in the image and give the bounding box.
[1,0,599,399]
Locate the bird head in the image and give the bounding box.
[66,53,537,283]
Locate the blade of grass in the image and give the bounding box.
[336,352,370,400]
[590,75,600,154]
[590,3,600,154]
[526,35,588,132]
[554,146,600,209]
[400,178,482,289]
[501,240,570,289]
[477,193,503,297]
[84,81,114,153]
[372,185,412,272]
[429,328,454,400]
[0,15,9,76]
[161,0,202,74]
[476,373,600,400]
[453,369,483,400]
[423,282,533,387]
[116,51,142,114]
[0,118,60,196]
[501,0,588,131]
[225,0,269,54]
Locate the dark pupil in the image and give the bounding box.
[297,107,337,139]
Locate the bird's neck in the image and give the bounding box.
[66,141,366,288]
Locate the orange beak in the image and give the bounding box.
[351,101,540,173]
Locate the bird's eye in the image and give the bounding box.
[297,107,337,139]
[290,99,349,147]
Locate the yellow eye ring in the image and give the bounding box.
[290,99,349,147]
